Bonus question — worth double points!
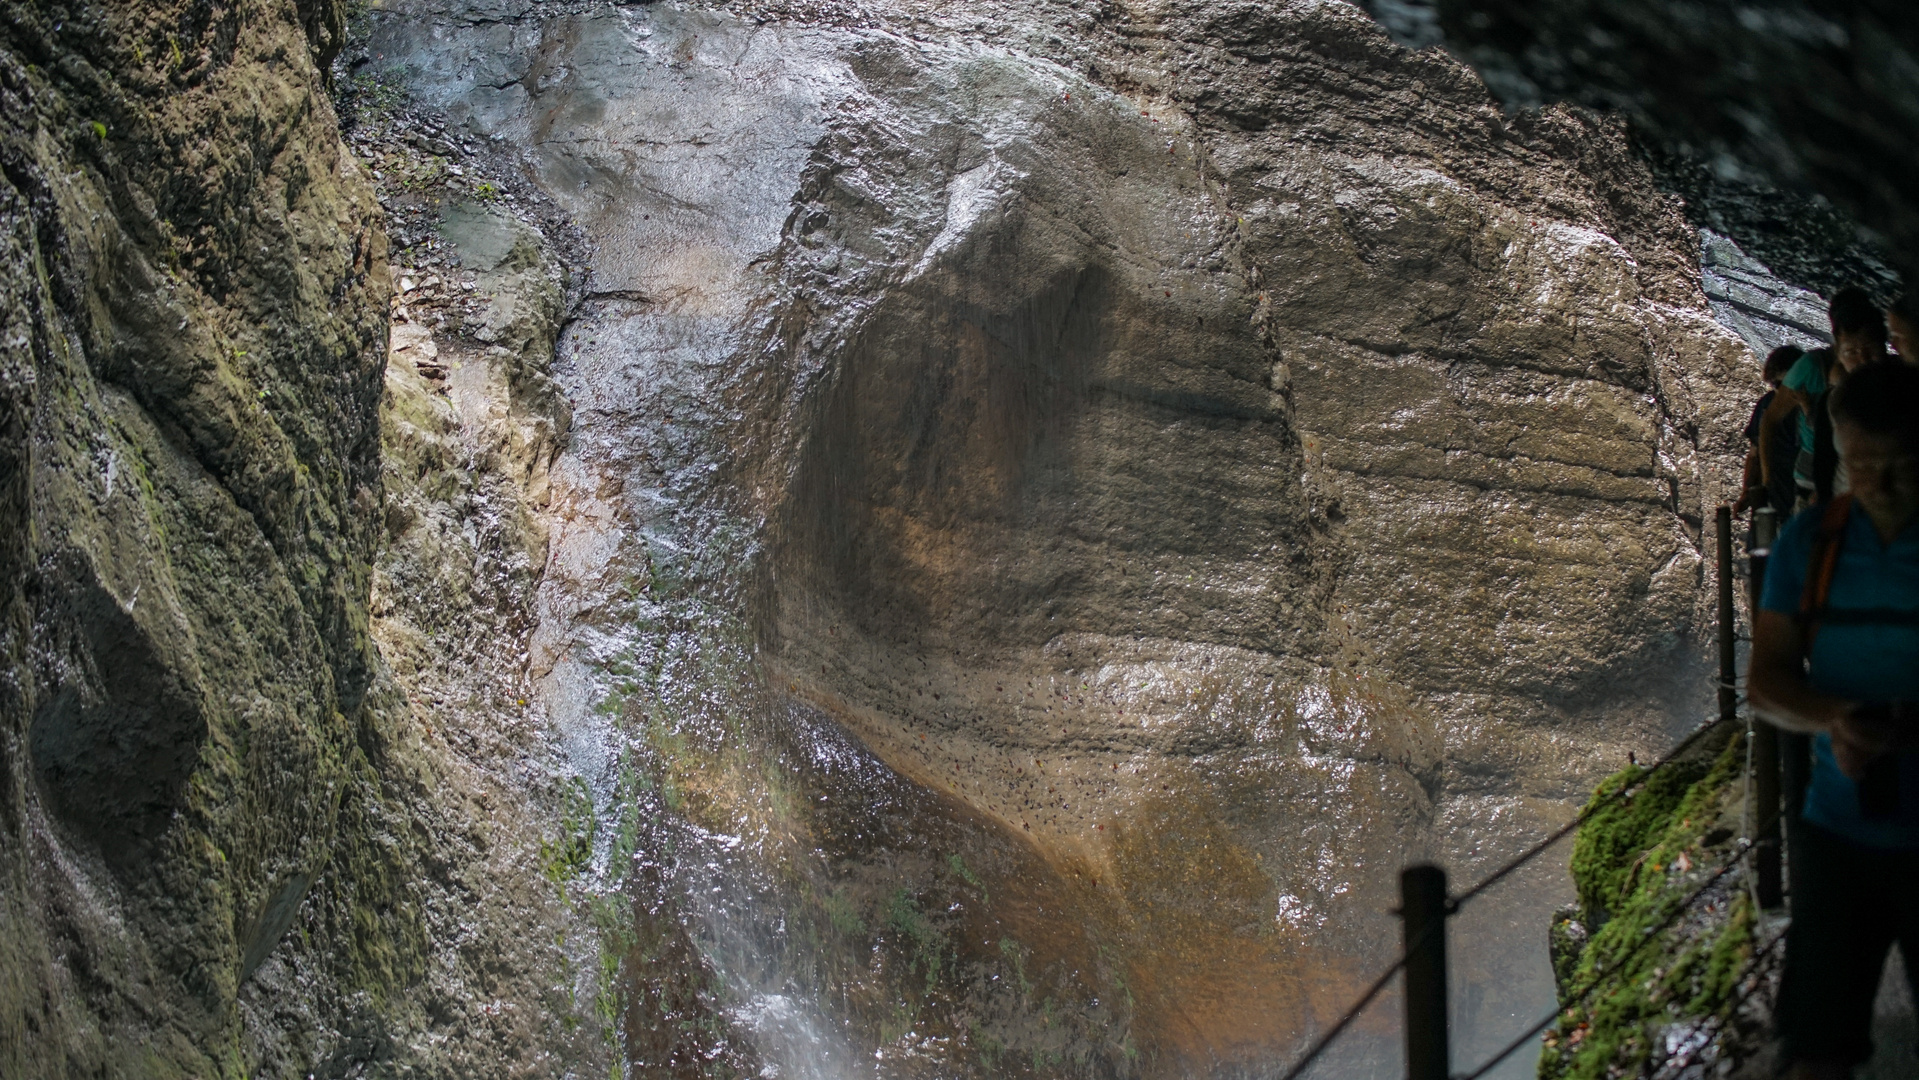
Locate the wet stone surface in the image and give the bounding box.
[348,0,1761,1076]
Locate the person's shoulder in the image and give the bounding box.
[1784,351,1827,390]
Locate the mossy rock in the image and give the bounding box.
[1540,725,1761,1079]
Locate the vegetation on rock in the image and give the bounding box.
[1541,726,1774,1079]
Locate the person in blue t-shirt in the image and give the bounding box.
[1750,360,1919,1079]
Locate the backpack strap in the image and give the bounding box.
[1797,494,1855,652]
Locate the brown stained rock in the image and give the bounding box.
[350,0,1768,1073]
[0,0,1787,1075]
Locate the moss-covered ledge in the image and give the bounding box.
[1539,722,1778,1079]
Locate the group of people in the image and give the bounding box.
[1737,288,1919,1078]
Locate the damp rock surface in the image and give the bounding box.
[1,1,605,1076]
[1425,0,1919,276]
[2,0,1782,1077]
[359,0,1757,1075]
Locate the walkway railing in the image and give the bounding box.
[1276,504,1791,1080]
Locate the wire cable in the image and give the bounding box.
[1274,711,1763,1078]
[1652,926,1787,1079]
[1273,935,1418,1080]
[1449,716,1735,910]
[1452,809,1782,1080]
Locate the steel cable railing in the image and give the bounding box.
[1452,805,1780,1080]
[1446,714,1733,911]
[1648,926,1787,1080]
[1272,505,1778,1080]
[1272,710,1745,1080]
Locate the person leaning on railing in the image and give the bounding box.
[1755,287,1893,514]
[1748,359,1919,1079]
[1735,345,1804,516]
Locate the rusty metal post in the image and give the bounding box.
[1401,864,1448,1080]
[1747,509,1783,907]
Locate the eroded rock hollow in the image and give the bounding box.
[3,0,1790,1076]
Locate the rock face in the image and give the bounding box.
[0,0,384,1070]
[1423,0,1919,277]
[3,0,1777,1076]
[359,0,1755,1075]
[1,2,604,1076]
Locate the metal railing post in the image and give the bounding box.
[1748,508,1783,907]
[1401,864,1448,1080]
[1717,505,1737,727]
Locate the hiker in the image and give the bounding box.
[1736,345,1804,515]
[1889,291,1919,362]
[1748,360,1919,1080]
[1756,287,1892,512]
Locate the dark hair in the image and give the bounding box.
[1830,360,1919,456]
[1829,286,1887,342]
[1763,345,1802,381]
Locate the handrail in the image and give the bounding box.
[1453,805,1780,1080]
[1269,710,1740,1080]
[1268,504,1775,1080]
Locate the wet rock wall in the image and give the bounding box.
[361,0,1766,1075]
[1423,0,1919,277]
[1,1,608,1076]
[0,0,1799,1077]
[0,0,384,1069]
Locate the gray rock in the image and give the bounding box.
[361,0,1760,1075]
[1425,0,1919,279]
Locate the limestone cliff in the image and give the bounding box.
[1,0,1795,1077]
[360,0,1759,1075]
[0,0,385,1069]
[1,1,600,1076]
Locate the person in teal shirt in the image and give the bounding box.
[1762,287,1893,510]
[1751,359,1919,1077]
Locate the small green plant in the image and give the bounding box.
[886,888,948,993]
[998,936,1034,997]
[89,121,107,140]
[540,776,597,885]
[820,886,863,936]
[947,852,985,903]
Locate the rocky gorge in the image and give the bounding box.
[0,0,1886,1077]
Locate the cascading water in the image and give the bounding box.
[8,0,1904,1077]
[359,0,1762,1075]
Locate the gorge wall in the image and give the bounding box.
[3,0,1782,1077]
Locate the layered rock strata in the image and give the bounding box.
[3,0,1788,1077]
[361,0,1760,1075]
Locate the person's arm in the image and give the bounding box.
[1754,389,1803,489]
[1750,609,1893,775]
[1735,446,1762,512]
[1748,609,1851,733]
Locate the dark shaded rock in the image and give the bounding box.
[1426,0,1919,277]
[0,1,494,1075]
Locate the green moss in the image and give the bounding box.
[540,777,597,886]
[1540,729,1755,1079]
[885,888,949,994]
[1565,751,1712,925]
[820,886,864,936]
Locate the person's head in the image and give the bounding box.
[1828,286,1889,373]
[1763,345,1801,387]
[1888,291,1919,362]
[1831,361,1919,528]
